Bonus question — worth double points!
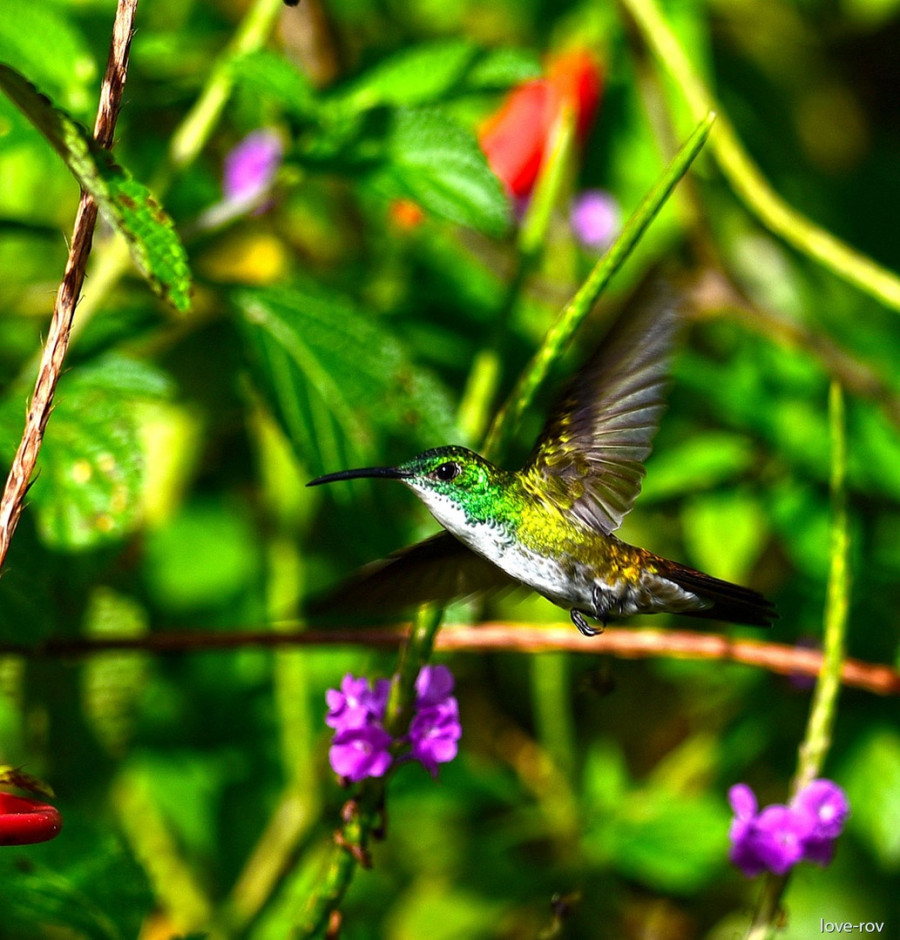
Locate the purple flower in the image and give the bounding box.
[325,666,461,783]
[223,129,283,206]
[731,801,812,876]
[325,674,389,732]
[793,779,849,839]
[409,698,462,777]
[329,724,394,783]
[570,189,619,251]
[415,664,455,708]
[727,779,849,877]
[793,778,850,865]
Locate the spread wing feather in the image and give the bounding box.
[307,532,517,615]
[525,289,680,534]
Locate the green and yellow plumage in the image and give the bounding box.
[307,289,776,634]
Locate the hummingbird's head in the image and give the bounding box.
[308,446,511,536]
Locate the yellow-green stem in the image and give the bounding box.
[621,0,900,312]
[746,382,850,940]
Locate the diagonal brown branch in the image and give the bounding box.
[0,0,139,571]
[1,623,896,697]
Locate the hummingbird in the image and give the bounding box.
[307,294,776,634]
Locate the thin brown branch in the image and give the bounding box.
[0,0,139,571]
[2,623,896,697]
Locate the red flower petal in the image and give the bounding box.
[479,80,555,198]
[479,48,603,200]
[0,792,63,846]
[547,49,603,142]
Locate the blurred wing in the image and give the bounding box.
[307,532,517,616]
[525,288,680,534]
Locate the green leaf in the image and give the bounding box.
[0,831,152,940]
[0,5,96,115]
[0,356,174,551]
[233,283,457,475]
[0,863,120,940]
[0,65,192,312]
[337,40,478,110]
[465,47,541,89]
[230,50,318,118]
[374,107,510,237]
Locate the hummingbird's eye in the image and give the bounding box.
[434,461,461,482]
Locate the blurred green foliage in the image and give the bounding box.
[0,0,899,937]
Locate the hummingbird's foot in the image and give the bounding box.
[571,608,604,637]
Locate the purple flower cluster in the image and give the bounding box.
[326,675,393,783]
[326,666,461,783]
[728,779,849,877]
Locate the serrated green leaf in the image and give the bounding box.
[375,107,510,237]
[69,353,177,400]
[0,65,192,312]
[0,863,120,940]
[0,356,173,551]
[338,39,478,110]
[233,283,457,474]
[0,831,153,940]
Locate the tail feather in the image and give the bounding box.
[659,560,777,628]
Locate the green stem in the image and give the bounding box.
[483,111,715,461]
[793,382,849,793]
[745,382,850,940]
[621,0,900,312]
[385,604,444,734]
[299,779,386,939]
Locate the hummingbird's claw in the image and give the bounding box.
[570,608,604,637]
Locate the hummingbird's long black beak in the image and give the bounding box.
[306,465,410,487]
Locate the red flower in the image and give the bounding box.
[0,792,63,846]
[479,49,603,199]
